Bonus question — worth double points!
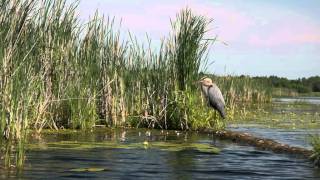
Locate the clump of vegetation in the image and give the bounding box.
[0,0,234,139]
[310,135,320,167]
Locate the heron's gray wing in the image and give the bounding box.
[207,84,226,118]
[208,84,225,106]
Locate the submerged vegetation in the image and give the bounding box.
[229,103,320,129]
[28,140,220,154]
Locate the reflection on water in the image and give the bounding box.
[1,129,319,180]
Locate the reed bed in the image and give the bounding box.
[0,0,219,138]
[0,0,271,168]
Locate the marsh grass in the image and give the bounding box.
[0,0,271,135]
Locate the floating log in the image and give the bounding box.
[201,129,313,158]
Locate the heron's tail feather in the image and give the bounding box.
[218,108,226,119]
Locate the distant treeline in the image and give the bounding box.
[245,75,320,94]
[203,74,320,97]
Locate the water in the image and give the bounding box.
[229,97,320,149]
[1,129,319,180]
[1,97,320,179]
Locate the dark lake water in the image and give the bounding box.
[1,97,320,179]
[1,129,320,180]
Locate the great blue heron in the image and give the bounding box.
[199,77,226,119]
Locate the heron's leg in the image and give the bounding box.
[209,111,217,128]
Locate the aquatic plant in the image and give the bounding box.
[27,140,220,154]
[310,135,320,167]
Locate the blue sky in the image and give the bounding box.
[73,0,320,79]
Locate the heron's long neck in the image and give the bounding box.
[201,85,209,97]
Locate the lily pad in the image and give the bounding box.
[70,167,106,172]
[149,142,220,153]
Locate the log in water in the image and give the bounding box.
[201,129,313,158]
